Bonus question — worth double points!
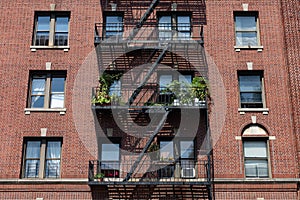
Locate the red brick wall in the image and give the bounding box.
[205,0,297,178]
[0,0,299,199]
[0,0,101,179]
[280,0,300,172]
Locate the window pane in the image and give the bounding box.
[46,141,61,159]
[160,141,174,159]
[159,16,172,30]
[159,75,172,89]
[54,33,68,46]
[177,16,190,31]
[26,141,41,158]
[50,94,64,108]
[55,17,69,32]
[102,144,120,161]
[245,159,268,177]
[25,160,40,178]
[106,16,123,32]
[32,78,46,95]
[35,32,49,46]
[239,75,261,92]
[109,80,121,96]
[179,75,192,85]
[37,16,50,31]
[51,77,65,93]
[31,96,45,108]
[240,92,262,103]
[45,160,60,178]
[244,141,267,158]
[235,16,256,31]
[180,141,194,159]
[236,32,257,46]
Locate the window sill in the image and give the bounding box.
[24,108,66,115]
[234,45,263,52]
[30,46,70,52]
[238,108,269,115]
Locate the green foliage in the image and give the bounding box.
[94,173,105,179]
[191,76,208,101]
[165,76,208,104]
[92,72,122,105]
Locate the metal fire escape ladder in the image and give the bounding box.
[127,0,160,41]
[129,44,168,105]
[123,110,170,182]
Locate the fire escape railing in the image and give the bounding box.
[88,158,211,183]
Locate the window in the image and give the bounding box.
[243,140,269,178]
[33,12,69,47]
[28,71,66,109]
[158,14,191,40]
[234,12,259,47]
[180,141,195,159]
[101,143,120,177]
[160,140,174,160]
[159,73,192,90]
[104,14,123,38]
[238,71,264,108]
[109,80,121,97]
[23,138,62,178]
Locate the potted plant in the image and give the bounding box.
[94,172,105,182]
[148,142,159,160]
[92,72,122,106]
[191,77,208,105]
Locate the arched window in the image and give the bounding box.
[242,125,269,178]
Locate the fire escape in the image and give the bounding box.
[89,0,212,199]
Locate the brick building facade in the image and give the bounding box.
[0,0,299,199]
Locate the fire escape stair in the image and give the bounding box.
[128,44,169,105]
[123,110,169,182]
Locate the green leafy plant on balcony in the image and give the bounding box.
[92,72,122,105]
[94,172,105,182]
[166,77,208,105]
[191,76,208,101]
[148,142,159,160]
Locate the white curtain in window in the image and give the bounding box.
[50,94,64,108]
[25,141,41,178]
[245,160,268,177]
[45,141,61,178]
[46,141,61,159]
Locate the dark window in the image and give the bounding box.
[28,71,66,109]
[33,12,69,46]
[243,140,269,178]
[234,12,259,46]
[104,15,123,38]
[23,138,62,178]
[238,71,264,108]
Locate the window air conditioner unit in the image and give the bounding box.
[181,168,195,178]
